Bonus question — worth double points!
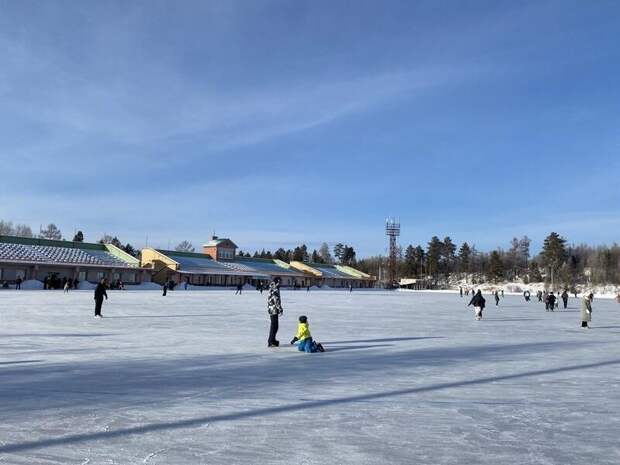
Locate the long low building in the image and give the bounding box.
[289,261,375,288]
[141,236,375,288]
[0,235,149,287]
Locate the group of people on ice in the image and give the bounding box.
[465,286,596,328]
[266,276,325,352]
[92,275,327,353]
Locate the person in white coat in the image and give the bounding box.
[581,293,593,328]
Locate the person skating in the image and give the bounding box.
[501,289,504,298]
[468,290,486,320]
[162,281,168,296]
[523,290,531,302]
[94,278,108,318]
[581,293,593,328]
[547,292,557,312]
[64,280,70,293]
[494,291,500,307]
[235,283,242,295]
[267,277,283,347]
[15,276,22,290]
[537,290,543,302]
[290,315,325,353]
[561,289,569,309]
[459,287,463,298]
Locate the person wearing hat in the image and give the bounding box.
[290,315,324,353]
[468,290,486,320]
[267,277,283,347]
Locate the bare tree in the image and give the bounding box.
[0,220,15,235]
[175,240,195,253]
[39,223,62,240]
[14,224,33,238]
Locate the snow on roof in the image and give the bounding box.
[0,237,138,268]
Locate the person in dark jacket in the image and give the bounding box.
[468,290,486,320]
[561,290,569,309]
[15,276,22,290]
[267,277,283,347]
[94,279,108,318]
[494,291,500,306]
[162,281,168,296]
[537,290,543,302]
[523,290,531,302]
[547,292,557,312]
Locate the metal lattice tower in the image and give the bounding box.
[385,218,400,287]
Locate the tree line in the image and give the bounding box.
[357,232,620,288]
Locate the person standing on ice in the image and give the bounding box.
[546,292,557,312]
[459,287,463,297]
[94,278,108,318]
[581,293,593,328]
[267,277,283,347]
[162,281,168,296]
[468,290,486,320]
[561,289,569,309]
[494,291,500,306]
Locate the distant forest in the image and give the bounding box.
[357,233,620,289]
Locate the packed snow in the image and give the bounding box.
[1,289,619,464]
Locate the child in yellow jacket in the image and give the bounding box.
[290,315,325,353]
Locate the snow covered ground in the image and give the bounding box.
[1,289,619,464]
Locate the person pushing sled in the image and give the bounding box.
[290,315,325,353]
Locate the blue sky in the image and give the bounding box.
[0,0,619,256]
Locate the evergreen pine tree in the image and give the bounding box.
[426,236,442,277]
[488,250,504,283]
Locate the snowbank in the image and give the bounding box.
[400,281,620,300]
[125,282,162,290]
[20,279,44,290]
[77,281,97,290]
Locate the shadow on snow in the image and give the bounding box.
[0,358,618,454]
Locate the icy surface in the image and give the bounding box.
[0,290,619,464]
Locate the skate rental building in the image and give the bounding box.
[0,234,375,289]
[0,235,149,287]
[140,236,376,289]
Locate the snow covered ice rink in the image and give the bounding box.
[1,289,619,465]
